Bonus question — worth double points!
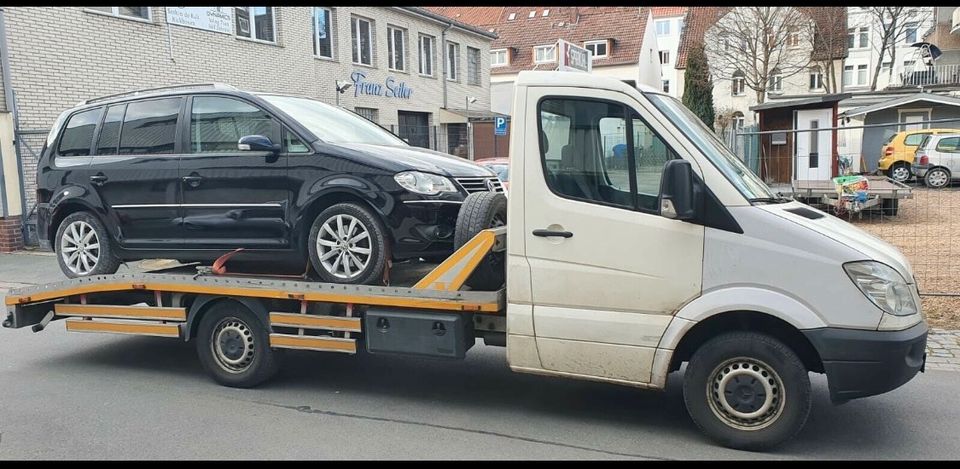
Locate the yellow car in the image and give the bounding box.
[879,128,960,182]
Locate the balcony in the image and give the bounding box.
[952,7,960,35]
[886,63,960,90]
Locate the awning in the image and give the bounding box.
[839,93,960,118]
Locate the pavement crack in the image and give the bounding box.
[250,399,672,460]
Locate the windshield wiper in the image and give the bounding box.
[749,193,792,204]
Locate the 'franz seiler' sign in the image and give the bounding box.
[351,71,413,99]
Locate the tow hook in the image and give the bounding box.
[2,312,12,328]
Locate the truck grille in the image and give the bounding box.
[455,177,504,194]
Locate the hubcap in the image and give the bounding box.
[707,357,785,431]
[211,317,255,373]
[316,214,372,279]
[891,166,910,182]
[929,170,949,187]
[59,220,100,275]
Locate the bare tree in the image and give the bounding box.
[862,7,933,91]
[704,7,814,104]
[714,106,737,135]
[802,9,847,94]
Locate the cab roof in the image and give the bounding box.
[515,71,664,96]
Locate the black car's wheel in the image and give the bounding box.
[308,202,388,285]
[54,211,121,278]
[682,332,811,451]
[195,301,280,388]
[454,191,507,290]
[924,167,951,189]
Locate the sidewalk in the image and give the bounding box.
[1,250,958,371]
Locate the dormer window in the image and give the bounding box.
[584,40,609,59]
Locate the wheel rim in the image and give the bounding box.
[929,170,949,187]
[59,220,100,275]
[315,214,372,279]
[211,317,255,374]
[891,166,910,182]
[490,212,506,228]
[707,357,785,431]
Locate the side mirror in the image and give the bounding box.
[238,135,281,153]
[659,159,700,220]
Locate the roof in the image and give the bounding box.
[398,7,498,39]
[423,7,504,27]
[749,93,852,112]
[675,7,847,70]
[652,7,687,18]
[840,93,960,118]
[515,70,663,95]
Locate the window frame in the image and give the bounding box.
[111,96,186,156]
[419,34,436,76]
[234,7,277,44]
[387,25,407,72]
[313,7,335,60]
[446,41,460,81]
[466,46,481,86]
[185,94,285,155]
[84,7,152,23]
[658,50,670,65]
[904,21,918,44]
[534,95,680,216]
[732,73,746,96]
[809,69,824,90]
[584,40,608,59]
[351,15,374,67]
[490,48,508,67]
[533,44,556,64]
[656,19,670,36]
[935,136,960,153]
[55,106,105,159]
[768,72,783,94]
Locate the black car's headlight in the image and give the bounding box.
[843,261,918,317]
[394,171,458,195]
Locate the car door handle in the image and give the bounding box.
[532,229,573,238]
[182,175,203,187]
[89,174,108,186]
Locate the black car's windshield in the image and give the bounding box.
[260,94,407,146]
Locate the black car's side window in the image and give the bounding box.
[57,107,103,157]
[190,96,274,153]
[118,98,182,155]
[284,128,310,154]
[95,104,126,156]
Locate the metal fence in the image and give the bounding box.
[727,118,960,305]
[13,128,47,247]
[388,124,471,159]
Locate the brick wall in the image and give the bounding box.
[0,215,22,252]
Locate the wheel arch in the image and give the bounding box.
[48,198,106,248]
[295,189,394,253]
[183,295,270,341]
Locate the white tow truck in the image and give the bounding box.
[4,71,927,450]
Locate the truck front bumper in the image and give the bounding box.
[803,321,927,403]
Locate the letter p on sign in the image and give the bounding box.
[495,117,507,136]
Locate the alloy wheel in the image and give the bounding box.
[59,220,100,276]
[315,214,372,279]
[928,169,949,188]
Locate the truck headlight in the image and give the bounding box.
[394,171,458,195]
[844,261,918,316]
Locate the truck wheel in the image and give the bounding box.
[682,332,811,451]
[195,301,280,388]
[55,211,121,278]
[454,191,507,290]
[308,202,388,285]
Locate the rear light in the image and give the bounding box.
[884,147,894,157]
[919,155,929,165]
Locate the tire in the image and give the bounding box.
[887,163,911,183]
[54,211,121,278]
[682,332,811,451]
[195,301,280,388]
[881,198,899,216]
[454,191,507,290]
[924,167,951,189]
[308,202,388,285]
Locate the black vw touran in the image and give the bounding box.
[35,84,502,284]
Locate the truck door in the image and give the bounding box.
[523,87,704,383]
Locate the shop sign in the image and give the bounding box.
[166,7,233,34]
[351,71,413,100]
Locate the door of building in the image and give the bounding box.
[397,111,430,149]
[795,108,834,181]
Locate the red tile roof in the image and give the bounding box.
[652,7,687,18]
[423,7,504,27]
[675,7,729,70]
[429,7,653,74]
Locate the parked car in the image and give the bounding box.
[474,157,510,190]
[878,128,960,182]
[913,133,960,188]
[35,84,503,284]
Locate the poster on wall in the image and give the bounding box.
[165,7,234,35]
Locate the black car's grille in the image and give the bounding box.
[455,177,504,194]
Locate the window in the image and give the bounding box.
[844,64,868,86]
[662,80,670,93]
[58,108,103,157]
[857,64,868,85]
[809,68,824,90]
[904,133,930,146]
[467,47,481,85]
[732,112,745,130]
[584,40,608,59]
[96,104,125,156]
[905,22,918,44]
[656,20,670,36]
[534,44,556,63]
[507,12,516,21]
[537,98,677,213]
[352,16,373,66]
[87,7,150,21]
[542,9,550,17]
[490,48,508,67]
[768,70,782,93]
[936,136,960,152]
[881,61,892,73]
[446,41,460,81]
[658,50,670,65]
[528,11,536,19]
[235,7,275,43]
[119,98,182,155]
[787,27,800,47]
[313,7,334,59]
[419,34,435,76]
[847,26,868,49]
[259,95,405,146]
[387,26,406,71]
[284,129,310,153]
[354,107,378,123]
[843,65,853,86]
[190,96,272,153]
[808,120,820,168]
[732,72,746,96]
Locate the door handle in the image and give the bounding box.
[89,174,108,186]
[182,175,203,187]
[532,229,573,238]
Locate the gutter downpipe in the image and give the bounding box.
[441,22,453,110]
[0,7,14,218]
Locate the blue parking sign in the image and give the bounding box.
[495,117,507,136]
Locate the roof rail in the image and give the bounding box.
[80,83,239,105]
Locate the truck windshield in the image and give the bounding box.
[259,94,407,146]
[646,93,777,201]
